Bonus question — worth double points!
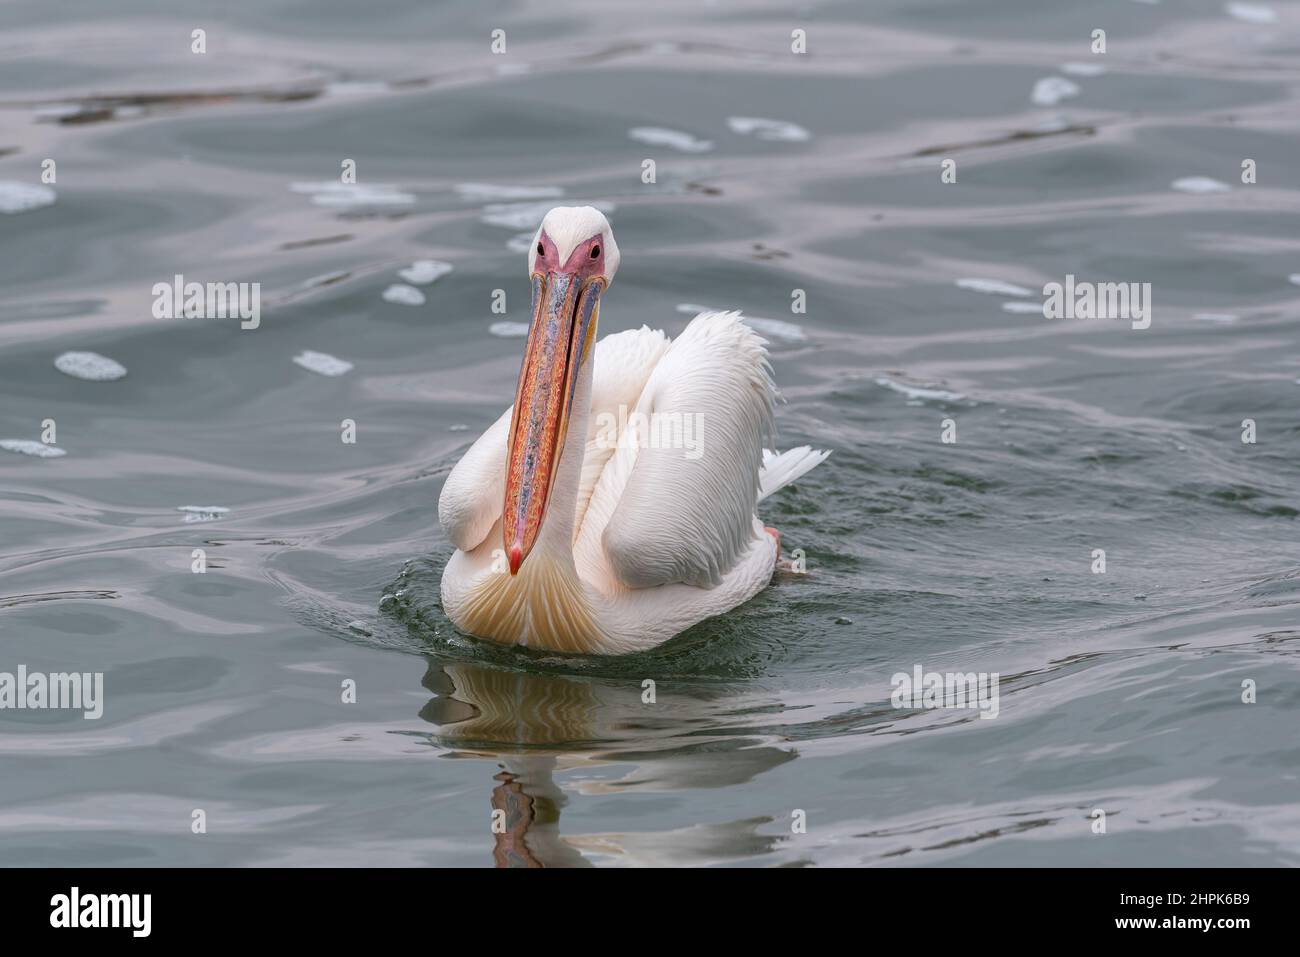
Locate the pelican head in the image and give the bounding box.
[503,206,619,575]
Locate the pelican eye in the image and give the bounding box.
[536,242,545,256]
[590,245,601,259]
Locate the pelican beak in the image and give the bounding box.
[502,270,603,575]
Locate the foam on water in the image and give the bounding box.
[177,506,230,523]
[0,440,66,458]
[481,200,614,230]
[397,260,453,285]
[875,377,968,404]
[506,232,535,253]
[1031,76,1080,106]
[488,321,530,338]
[381,284,425,306]
[1002,300,1046,314]
[290,182,416,208]
[742,316,807,343]
[726,116,811,142]
[53,351,127,381]
[1225,2,1277,24]
[628,127,714,153]
[1171,176,1231,193]
[0,182,57,215]
[292,350,354,376]
[481,201,557,230]
[455,183,563,201]
[957,278,1035,297]
[31,103,83,119]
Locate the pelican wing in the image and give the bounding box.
[573,326,671,533]
[438,326,670,553]
[597,312,775,589]
[438,406,511,552]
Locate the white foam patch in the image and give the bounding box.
[1171,176,1231,193]
[1289,274,1300,286]
[1061,62,1107,77]
[0,182,57,215]
[398,260,453,285]
[876,377,967,404]
[628,127,714,153]
[1193,312,1239,323]
[495,63,532,76]
[32,103,83,119]
[177,506,229,523]
[455,183,563,201]
[0,440,66,458]
[480,201,560,230]
[726,116,811,142]
[740,315,807,342]
[290,182,415,208]
[54,351,127,381]
[489,321,530,338]
[293,350,353,376]
[1225,3,1277,23]
[1002,300,1046,314]
[506,232,535,253]
[481,199,614,230]
[957,278,1035,297]
[381,284,425,306]
[1031,76,1080,106]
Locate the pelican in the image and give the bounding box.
[438,206,829,655]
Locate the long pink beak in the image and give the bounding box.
[501,270,602,575]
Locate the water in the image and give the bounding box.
[1,0,1298,866]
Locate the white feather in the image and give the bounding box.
[597,311,774,588]
[437,407,509,552]
[759,446,831,501]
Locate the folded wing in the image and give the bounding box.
[594,312,775,589]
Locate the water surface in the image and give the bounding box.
[1,0,1298,866]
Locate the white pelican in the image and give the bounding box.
[439,206,829,655]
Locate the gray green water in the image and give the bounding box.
[1,0,1298,866]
